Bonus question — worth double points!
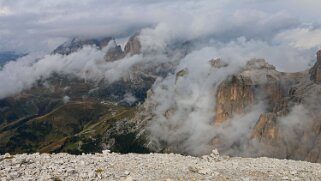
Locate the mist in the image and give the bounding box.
[1,0,321,157]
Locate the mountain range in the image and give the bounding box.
[1,34,321,164]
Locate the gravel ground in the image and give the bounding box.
[1,150,321,181]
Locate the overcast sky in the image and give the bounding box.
[1,0,321,53]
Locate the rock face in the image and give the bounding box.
[310,50,321,83]
[104,39,125,62]
[214,59,285,124]
[124,33,141,55]
[214,75,254,124]
[139,50,321,163]
[52,37,111,55]
[212,52,321,163]
[104,33,142,62]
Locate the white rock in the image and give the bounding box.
[290,170,297,175]
[102,150,111,155]
[198,168,211,175]
[88,171,96,178]
[212,149,219,156]
[4,153,11,158]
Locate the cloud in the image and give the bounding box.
[275,27,321,49]
[0,45,145,99]
[1,0,320,53]
[1,0,321,157]
[146,47,241,155]
[0,6,13,16]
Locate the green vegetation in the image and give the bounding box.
[0,75,151,155]
[95,168,104,173]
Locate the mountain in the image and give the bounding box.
[2,33,321,164]
[52,37,112,55]
[0,34,153,155]
[138,50,321,163]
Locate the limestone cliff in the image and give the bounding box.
[212,52,321,163]
[124,33,141,56]
[139,50,321,163]
[104,33,142,62]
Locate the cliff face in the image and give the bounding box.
[310,50,321,83]
[139,50,321,163]
[104,34,142,62]
[124,33,141,56]
[212,52,321,163]
[104,40,125,62]
[214,59,288,124]
[214,75,254,124]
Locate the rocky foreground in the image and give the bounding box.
[1,151,321,181]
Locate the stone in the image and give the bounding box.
[4,153,11,158]
[125,176,134,181]
[88,171,96,178]
[102,150,111,155]
[211,149,219,156]
[198,168,211,175]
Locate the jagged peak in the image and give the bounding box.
[244,59,276,71]
[52,37,112,55]
[124,33,141,55]
[104,39,125,62]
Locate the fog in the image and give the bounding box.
[1,0,321,156]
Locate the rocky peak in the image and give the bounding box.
[309,50,321,83]
[52,37,112,55]
[124,33,141,56]
[104,39,125,62]
[243,59,276,71]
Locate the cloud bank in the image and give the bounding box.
[1,0,321,53]
[0,0,321,157]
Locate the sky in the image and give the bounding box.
[1,0,321,53]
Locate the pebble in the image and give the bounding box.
[102,150,111,155]
[0,151,320,180]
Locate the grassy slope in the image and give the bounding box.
[0,100,136,154]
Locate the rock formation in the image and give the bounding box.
[140,50,321,163]
[214,74,254,124]
[52,37,111,55]
[104,33,142,62]
[104,39,125,62]
[310,50,321,83]
[212,52,321,162]
[124,33,141,55]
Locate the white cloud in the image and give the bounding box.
[275,28,321,49]
[0,6,13,16]
[1,0,320,52]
